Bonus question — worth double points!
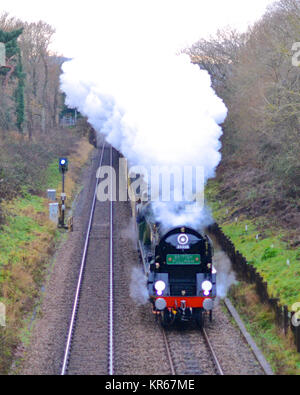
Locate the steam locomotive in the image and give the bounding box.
[136,202,216,328]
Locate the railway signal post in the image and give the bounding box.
[58,158,69,229]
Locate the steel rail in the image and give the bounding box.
[139,240,175,374]
[202,327,224,375]
[108,145,114,375]
[161,324,224,376]
[161,327,176,375]
[60,142,106,376]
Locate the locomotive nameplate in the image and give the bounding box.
[167,254,200,265]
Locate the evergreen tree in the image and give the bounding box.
[0,27,25,132]
[14,52,25,132]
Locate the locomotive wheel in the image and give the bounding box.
[194,308,204,330]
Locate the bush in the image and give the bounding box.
[0,129,82,201]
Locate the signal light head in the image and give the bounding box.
[59,158,68,173]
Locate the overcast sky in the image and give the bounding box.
[2,0,276,57]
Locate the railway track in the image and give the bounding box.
[20,139,267,375]
[60,142,115,375]
[59,142,269,376]
[160,319,224,375]
[139,235,224,375]
[138,227,270,376]
[202,327,224,375]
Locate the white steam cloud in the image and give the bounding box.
[130,267,149,306]
[60,2,227,229]
[213,250,237,299]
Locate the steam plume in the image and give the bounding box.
[60,3,227,229]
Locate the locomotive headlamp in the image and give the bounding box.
[154,280,166,296]
[201,280,213,292]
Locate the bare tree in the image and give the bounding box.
[187,0,300,202]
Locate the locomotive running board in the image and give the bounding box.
[138,239,149,275]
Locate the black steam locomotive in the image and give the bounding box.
[136,203,216,328]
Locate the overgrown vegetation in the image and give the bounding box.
[200,0,300,310]
[0,135,93,373]
[206,177,300,373]
[206,179,300,308]
[0,11,96,374]
[187,0,300,241]
[229,283,300,375]
[0,130,80,201]
[196,1,300,371]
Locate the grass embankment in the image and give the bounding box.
[206,179,300,375]
[0,137,93,374]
